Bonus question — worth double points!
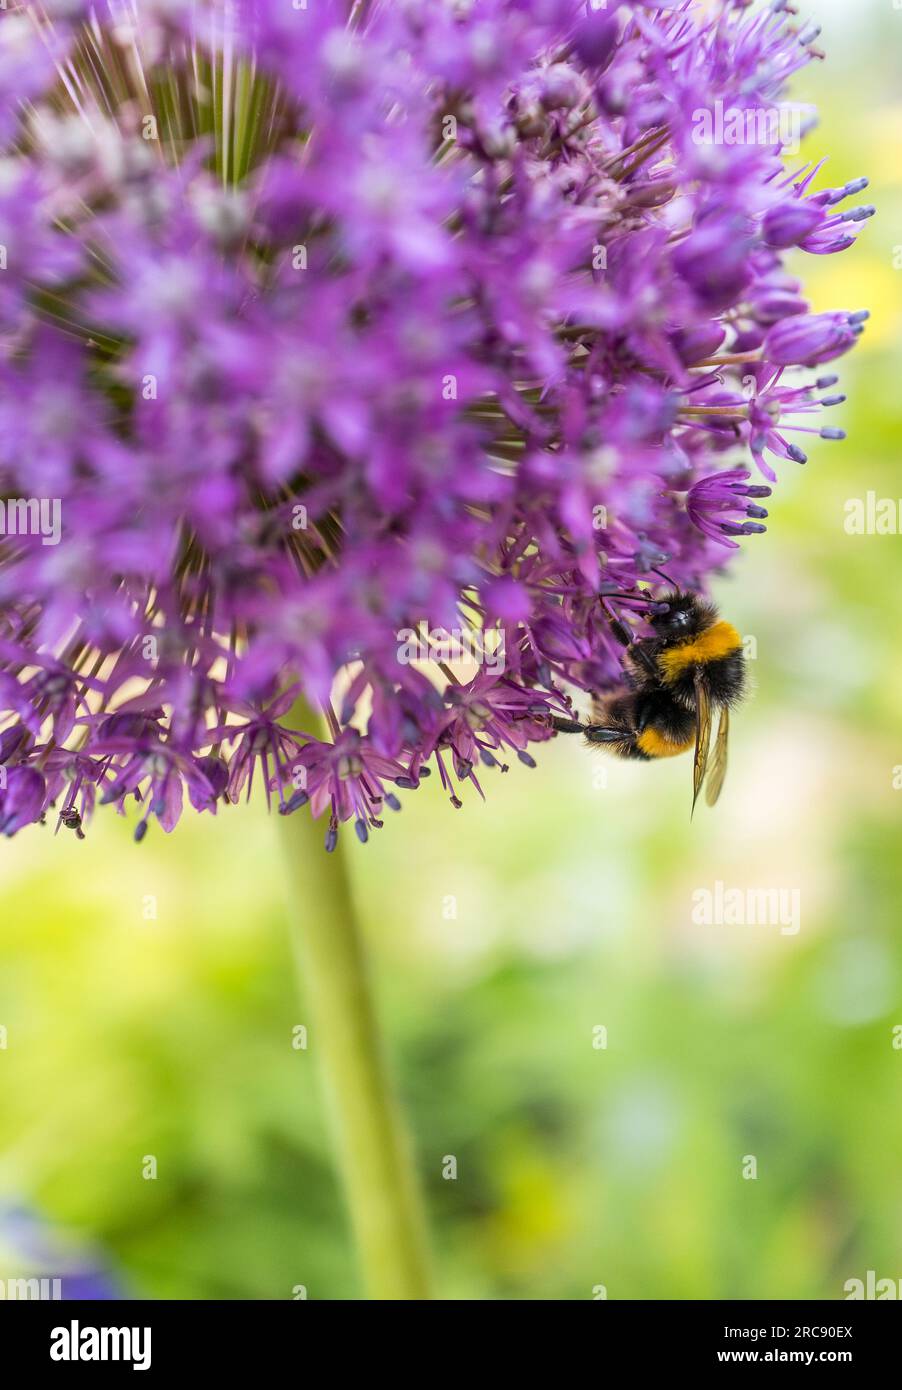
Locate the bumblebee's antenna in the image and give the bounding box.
[598,584,656,601]
[597,585,670,615]
[650,566,679,592]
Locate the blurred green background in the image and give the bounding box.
[1,0,900,1301]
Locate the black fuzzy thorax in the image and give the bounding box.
[666,649,747,709]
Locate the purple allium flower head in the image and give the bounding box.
[0,0,870,847]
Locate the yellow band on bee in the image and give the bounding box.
[636,728,695,759]
[657,620,742,683]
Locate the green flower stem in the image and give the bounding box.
[277,700,432,1300]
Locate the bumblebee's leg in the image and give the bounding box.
[634,695,654,734]
[600,603,660,681]
[601,608,634,650]
[583,726,631,744]
[550,714,636,748]
[583,725,646,757]
[551,715,637,757]
[550,716,585,734]
[634,689,695,743]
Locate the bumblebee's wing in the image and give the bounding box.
[704,706,730,807]
[691,671,712,817]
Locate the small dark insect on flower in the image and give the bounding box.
[58,807,86,841]
[0,0,870,849]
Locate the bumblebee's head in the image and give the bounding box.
[649,591,711,641]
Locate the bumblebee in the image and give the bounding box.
[552,590,746,811]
